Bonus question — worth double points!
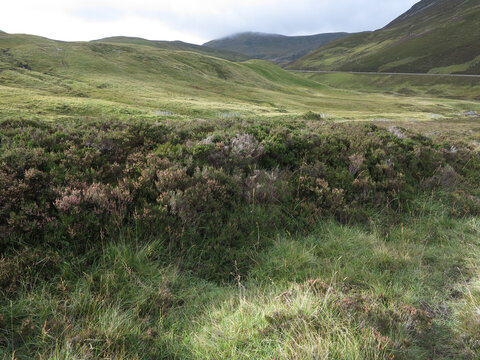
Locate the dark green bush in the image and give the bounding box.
[1,117,479,279]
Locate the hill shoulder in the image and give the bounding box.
[94,36,249,62]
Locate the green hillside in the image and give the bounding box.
[95,36,249,62]
[2,31,475,123]
[204,32,349,65]
[0,31,321,119]
[289,0,480,74]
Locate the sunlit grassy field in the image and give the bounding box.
[298,72,480,150]
[2,32,480,123]
[2,64,480,122]
[299,72,480,101]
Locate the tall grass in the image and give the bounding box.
[2,200,480,359]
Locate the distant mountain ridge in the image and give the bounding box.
[204,32,349,65]
[289,0,480,74]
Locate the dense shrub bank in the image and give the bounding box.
[1,118,479,277]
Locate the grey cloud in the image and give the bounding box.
[138,0,418,42]
[73,6,124,22]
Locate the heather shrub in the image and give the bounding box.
[450,190,480,217]
[303,111,324,120]
[1,117,479,276]
[231,133,264,161]
[0,161,54,239]
[54,182,133,240]
[245,168,291,204]
[261,129,312,168]
[157,167,239,229]
[155,167,191,193]
[295,175,347,223]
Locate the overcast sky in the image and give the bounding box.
[1,0,419,44]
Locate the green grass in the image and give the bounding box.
[95,36,249,62]
[298,72,480,150]
[2,32,480,123]
[1,113,480,359]
[2,201,480,359]
[299,71,480,101]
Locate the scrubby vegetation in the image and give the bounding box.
[2,117,479,270]
[1,116,480,359]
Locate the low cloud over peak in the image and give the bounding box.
[1,0,419,44]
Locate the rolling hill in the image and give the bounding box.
[1,30,478,123]
[0,31,339,120]
[289,0,480,74]
[204,32,349,65]
[95,36,249,62]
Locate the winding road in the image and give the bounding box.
[287,70,480,78]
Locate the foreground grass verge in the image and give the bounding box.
[1,203,480,359]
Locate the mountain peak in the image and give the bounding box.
[385,0,466,28]
[387,0,438,25]
[217,32,286,40]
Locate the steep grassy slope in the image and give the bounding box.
[0,32,324,119]
[95,36,249,62]
[289,0,480,74]
[204,32,349,65]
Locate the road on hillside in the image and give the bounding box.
[288,70,480,78]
